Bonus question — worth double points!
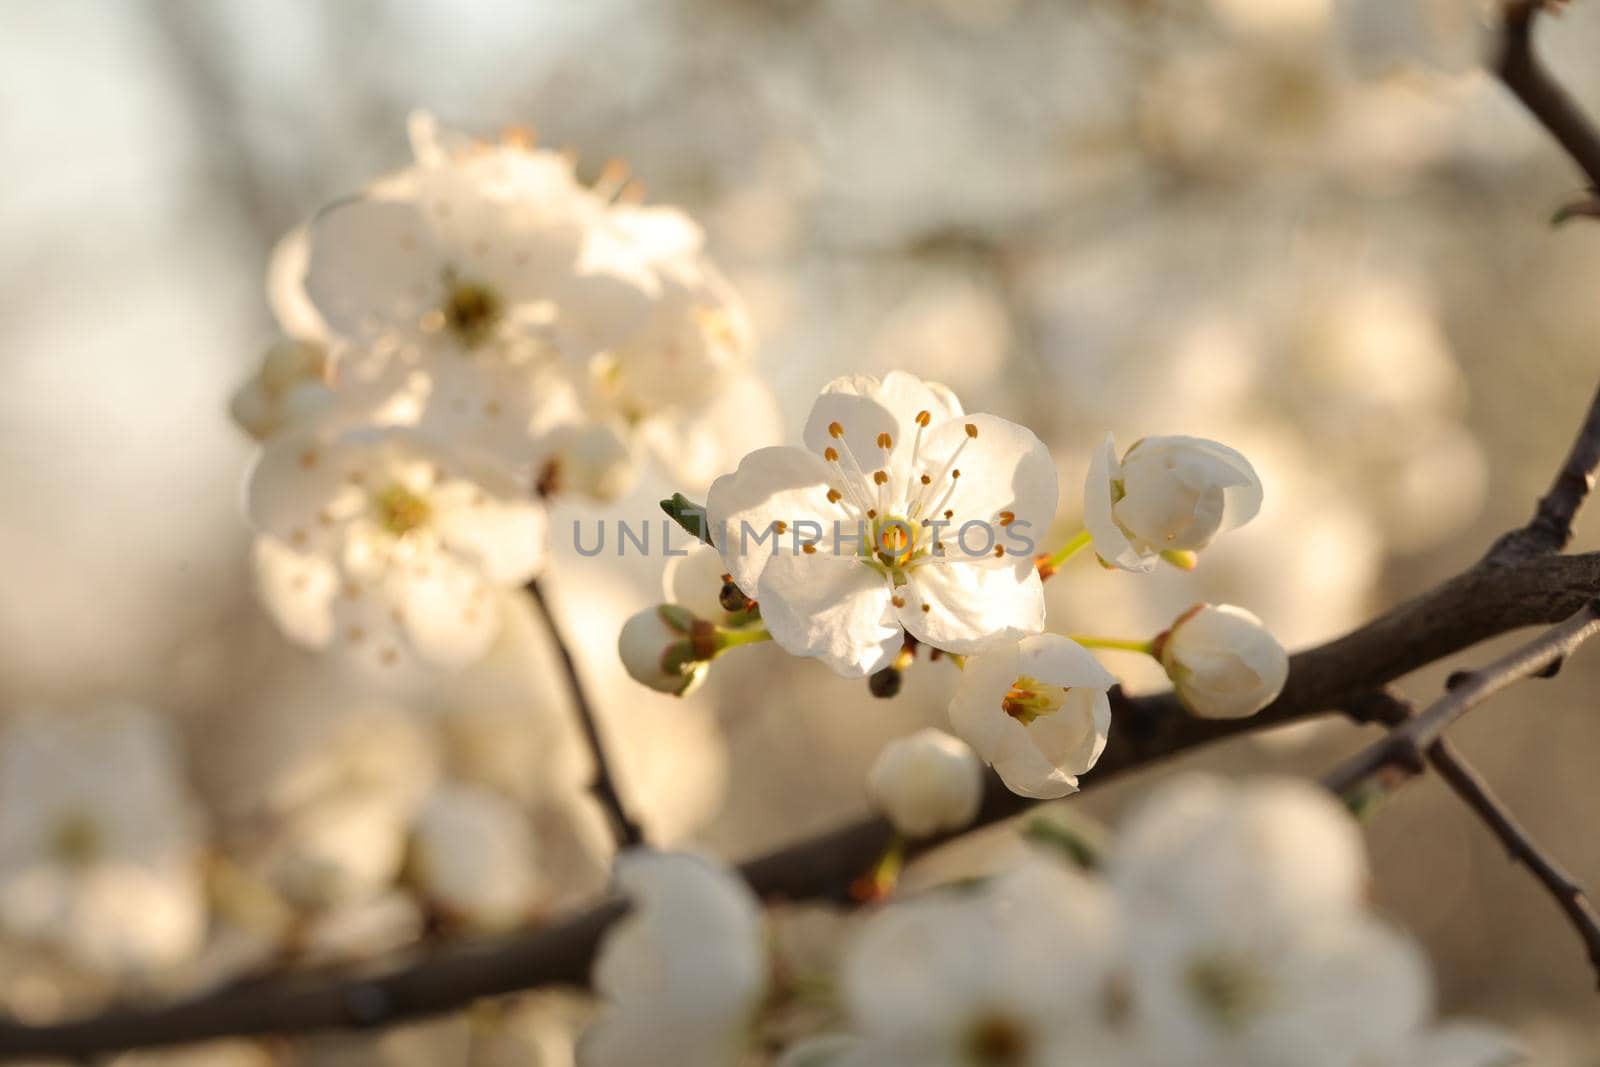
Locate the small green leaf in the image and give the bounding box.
[1022,814,1105,869]
[660,493,712,545]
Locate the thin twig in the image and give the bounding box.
[525,578,645,849]
[1429,737,1600,987]
[1320,600,1600,794]
[1332,689,1600,987]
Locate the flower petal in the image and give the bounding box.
[705,446,839,595]
[899,560,1044,654]
[1082,432,1152,573]
[757,553,900,678]
[913,413,1057,560]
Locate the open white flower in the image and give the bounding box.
[410,784,537,931]
[0,705,205,976]
[706,372,1056,676]
[1158,604,1288,719]
[866,728,984,839]
[583,850,766,1067]
[246,427,545,671]
[1084,433,1262,573]
[836,859,1123,1067]
[948,635,1115,799]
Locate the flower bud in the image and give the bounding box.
[865,728,984,838]
[1158,604,1288,719]
[618,605,710,697]
[1084,433,1262,573]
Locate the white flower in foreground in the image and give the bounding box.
[583,851,766,1067]
[228,338,336,441]
[1157,604,1288,720]
[866,728,984,839]
[0,705,204,976]
[836,860,1122,1067]
[707,372,1056,676]
[410,785,537,931]
[1084,433,1262,573]
[247,427,545,670]
[618,606,711,696]
[1109,775,1425,1067]
[1110,775,1367,930]
[948,635,1115,799]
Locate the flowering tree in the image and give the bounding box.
[2,1,1600,1064]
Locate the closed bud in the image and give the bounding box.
[865,728,984,839]
[1158,604,1288,719]
[618,606,708,697]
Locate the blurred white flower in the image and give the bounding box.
[835,859,1122,1067]
[865,728,984,839]
[297,889,425,967]
[246,427,545,671]
[948,635,1115,800]
[1367,1021,1526,1067]
[228,338,336,441]
[1109,776,1432,1067]
[1157,604,1288,719]
[1084,433,1262,573]
[706,371,1055,677]
[410,784,538,931]
[1109,775,1368,930]
[0,705,204,977]
[583,850,766,1067]
[260,789,410,910]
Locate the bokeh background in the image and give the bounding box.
[4,0,1600,1062]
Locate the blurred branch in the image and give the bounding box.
[1496,0,1600,196]
[1330,689,1600,987]
[525,578,646,849]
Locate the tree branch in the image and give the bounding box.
[525,578,645,849]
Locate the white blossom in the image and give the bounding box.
[706,372,1056,677]
[0,705,205,976]
[865,728,984,839]
[246,427,545,671]
[583,851,766,1067]
[228,338,337,441]
[1158,604,1288,719]
[835,859,1123,1067]
[948,635,1115,799]
[410,784,538,931]
[1084,433,1262,573]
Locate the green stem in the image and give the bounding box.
[715,627,772,653]
[1069,635,1156,656]
[1043,528,1093,570]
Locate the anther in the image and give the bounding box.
[827,488,843,503]
[824,447,839,462]
[998,510,1016,526]
[828,421,844,438]
[877,432,893,449]
[915,411,931,427]
[920,474,932,485]
[964,423,978,438]
[873,470,889,485]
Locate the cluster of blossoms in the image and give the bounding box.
[232,112,773,671]
[622,371,1288,801]
[583,775,1521,1067]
